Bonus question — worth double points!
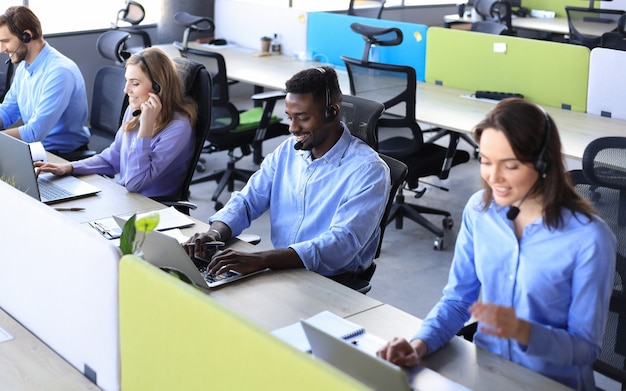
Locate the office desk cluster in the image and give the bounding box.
[0,155,573,389]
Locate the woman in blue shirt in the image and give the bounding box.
[377,98,616,390]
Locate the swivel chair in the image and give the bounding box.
[172,13,289,210]
[0,54,13,102]
[113,0,151,51]
[151,57,212,215]
[331,95,408,294]
[474,0,513,32]
[341,23,470,250]
[347,0,386,19]
[565,6,625,49]
[601,13,626,51]
[87,30,132,154]
[569,137,626,388]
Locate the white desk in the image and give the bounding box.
[443,14,570,35]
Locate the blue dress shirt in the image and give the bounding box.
[414,190,616,390]
[210,125,391,276]
[0,42,90,153]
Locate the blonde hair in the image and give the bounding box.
[123,47,197,135]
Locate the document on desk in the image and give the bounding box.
[89,206,195,239]
[271,310,385,354]
[0,325,14,343]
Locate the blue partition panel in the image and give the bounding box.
[307,12,428,82]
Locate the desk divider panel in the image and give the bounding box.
[425,27,590,112]
[307,12,428,82]
[0,181,120,391]
[119,256,368,390]
[520,0,573,17]
[587,48,626,121]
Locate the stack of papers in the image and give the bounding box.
[89,206,195,239]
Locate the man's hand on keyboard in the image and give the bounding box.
[208,249,267,276]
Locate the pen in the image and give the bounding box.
[54,207,85,211]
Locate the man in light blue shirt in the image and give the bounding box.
[186,66,390,279]
[0,6,90,156]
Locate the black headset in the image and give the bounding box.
[315,67,337,123]
[3,12,31,43]
[533,105,551,177]
[135,52,161,93]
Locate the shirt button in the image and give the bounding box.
[509,274,514,280]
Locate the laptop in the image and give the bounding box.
[0,132,100,204]
[301,319,470,391]
[141,230,269,288]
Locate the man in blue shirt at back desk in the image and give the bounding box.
[186,66,391,283]
[0,6,90,158]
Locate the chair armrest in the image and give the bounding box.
[159,200,198,215]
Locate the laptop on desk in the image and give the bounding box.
[0,132,100,204]
[141,230,269,289]
[301,319,470,391]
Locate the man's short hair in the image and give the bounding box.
[285,66,342,105]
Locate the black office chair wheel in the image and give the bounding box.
[433,237,444,250]
[442,216,454,230]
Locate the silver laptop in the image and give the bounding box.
[141,230,268,288]
[301,319,470,391]
[0,132,100,204]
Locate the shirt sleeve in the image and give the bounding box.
[17,67,74,143]
[523,217,616,366]
[413,193,482,353]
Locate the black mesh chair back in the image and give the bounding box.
[97,30,132,64]
[602,14,626,51]
[0,55,13,102]
[566,6,625,49]
[151,57,212,214]
[569,136,626,386]
[176,46,288,210]
[88,66,128,153]
[342,22,470,250]
[347,0,386,19]
[474,0,513,31]
[337,94,407,293]
[173,11,215,52]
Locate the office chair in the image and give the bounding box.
[331,95,408,294]
[113,0,152,51]
[173,47,288,210]
[0,55,13,102]
[474,0,513,32]
[342,23,470,250]
[565,6,625,50]
[601,14,626,51]
[172,11,215,52]
[568,137,626,389]
[151,57,212,215]
[347,0,386,19]
[470,20,510,35]
[86,30,132,153]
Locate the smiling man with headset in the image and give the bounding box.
[186,66,391,283]
[0,6,91,159]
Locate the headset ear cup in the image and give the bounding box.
[325,105,337,123]
[22,32,31,43]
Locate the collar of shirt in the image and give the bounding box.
[24,41,50,76]
[297,122,352,167]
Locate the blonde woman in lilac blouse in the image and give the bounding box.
[36,47,197,198]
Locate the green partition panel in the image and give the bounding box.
[522,0,580,17]
[425,27,590,112]
[119,255,369,391]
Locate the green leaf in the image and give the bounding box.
[119,214,137,255]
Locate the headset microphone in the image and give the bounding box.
[5,40,24,64]
[294,134,311,150]
[132,109,141,117]
[506,185,535,220]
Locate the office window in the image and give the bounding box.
[1,1,159,35]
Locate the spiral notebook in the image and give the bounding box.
[271,311,384,353]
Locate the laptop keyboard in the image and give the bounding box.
[198,266,240,284]
[38,177,73,200]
